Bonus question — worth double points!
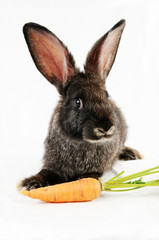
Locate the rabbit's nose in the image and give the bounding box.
[94,126,115,137]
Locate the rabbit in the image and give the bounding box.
[19,19,142,191]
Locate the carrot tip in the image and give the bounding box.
[21,190,29,196]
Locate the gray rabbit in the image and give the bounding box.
[20,19,142,190]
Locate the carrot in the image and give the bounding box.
[21,178,101,203]
[20,166,159,203]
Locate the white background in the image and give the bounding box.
[1,0,159,239]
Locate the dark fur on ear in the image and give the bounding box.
[23,22,77,93]
[84,19,125,81]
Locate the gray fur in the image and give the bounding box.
[20,20,142,190]
[43,98,127,181]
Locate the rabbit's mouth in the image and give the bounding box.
[94,126,115,138]
[82,124,116,143]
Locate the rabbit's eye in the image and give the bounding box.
[75,98,83,109]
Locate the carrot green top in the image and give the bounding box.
[101,165,159,192]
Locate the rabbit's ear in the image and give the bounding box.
[85,19,125,82]
[23,23,75,91]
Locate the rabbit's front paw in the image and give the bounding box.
[119,146,143,161]
[18,175,48,191]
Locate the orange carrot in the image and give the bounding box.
[20,166,159,203]
[21,178,101,203]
